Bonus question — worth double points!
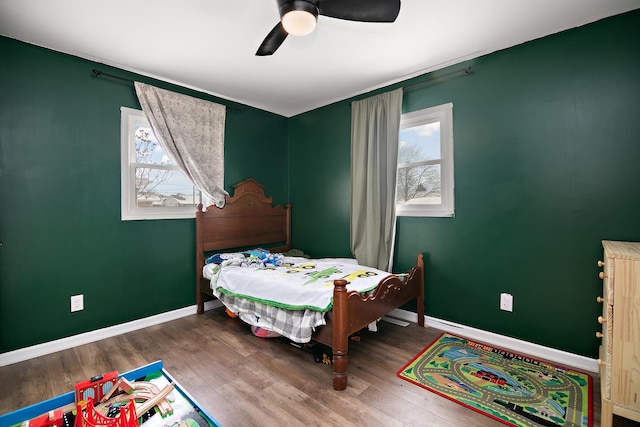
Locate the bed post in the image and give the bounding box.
[195,203,205,314]
[332,279,349,390]
[333,279,349,390]
[417,253,425,327]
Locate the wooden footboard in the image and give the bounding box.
[315,253,425,390]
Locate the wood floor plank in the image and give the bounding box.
[220,376,304,426]
[263,381,369,427]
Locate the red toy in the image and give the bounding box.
[75,371,118,404]
[74,398,138,427]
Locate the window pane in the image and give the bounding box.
[134,125,176,165]
[399,121,440,163]
[396,164,441,205]
[398,120,442,205]
[135,167,200,208]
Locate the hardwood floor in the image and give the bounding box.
[1,308,638,426]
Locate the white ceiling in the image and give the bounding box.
[1,0,638,117]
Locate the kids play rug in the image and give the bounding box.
[397,333,593,427]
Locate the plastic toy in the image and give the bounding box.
[74,398,138,427]
[75,371,118,404]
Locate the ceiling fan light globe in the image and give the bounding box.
[282,10,317,36]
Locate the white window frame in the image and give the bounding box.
[396,102,454,217]
[120,107,199,220]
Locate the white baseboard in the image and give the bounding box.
[1,302,598,374]
[0,300,222,367]
[388,308,599,374]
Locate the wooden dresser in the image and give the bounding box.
[597,240,640,427]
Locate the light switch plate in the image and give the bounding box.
[500,293,513,312]
[71,294,84,312]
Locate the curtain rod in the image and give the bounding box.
[403,66,471,91]
[92,69,244,113]
[349,66,471,107]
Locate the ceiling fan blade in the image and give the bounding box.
[256,22,289,56]
[318,0,400,22]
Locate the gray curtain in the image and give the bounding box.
[134,82,227,208]
[350,88,403,271]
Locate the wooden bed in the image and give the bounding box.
[195,178,425,390]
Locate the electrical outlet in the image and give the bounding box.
[500,293,513,312]
[71,294,84,312]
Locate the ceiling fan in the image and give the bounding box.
[256,0,401,56]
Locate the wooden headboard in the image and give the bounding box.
[195,178,291,312]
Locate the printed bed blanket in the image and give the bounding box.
[202,252,390,312]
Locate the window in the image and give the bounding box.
[120,107,200,220]
[396,102,454,217]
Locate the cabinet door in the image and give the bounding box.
[610,258,640,409]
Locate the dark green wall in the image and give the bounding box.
[288,10,640,357]
[0,37,288,352]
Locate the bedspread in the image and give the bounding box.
[203,256,389,312]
